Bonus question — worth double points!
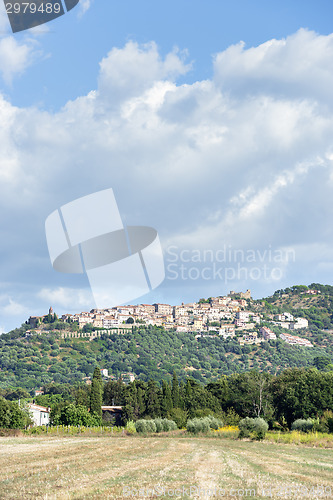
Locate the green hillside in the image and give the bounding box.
[0,284,332,392]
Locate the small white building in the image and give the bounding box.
[290,317,309,330]
[28,404,50,426]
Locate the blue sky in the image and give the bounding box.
[0,0,333,331]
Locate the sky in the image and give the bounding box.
[0,0,333,332]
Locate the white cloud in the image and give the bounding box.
[37,287,93,310]
[98,41,191,108]
[0,30,333,327]
[1,297,29,316]
[0,1,45,84]
[78,0,93,17]
[0,36,40,84]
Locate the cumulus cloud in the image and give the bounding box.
[0,30,333,329]
[98,41,191,108]
[0,36,41,84]
[37,287,93,310]
[214,29,333,105]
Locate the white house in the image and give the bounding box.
[27,404,50,426]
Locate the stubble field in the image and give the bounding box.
[0,434,332,499]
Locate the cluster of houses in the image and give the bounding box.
[26,289,313,347]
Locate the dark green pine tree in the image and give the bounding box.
[90,367,103,419]
[146,379,161,418]
[161,380,173,416]
[172,371,180,408]
[137,387,146,417]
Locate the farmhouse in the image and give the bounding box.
[27,403,50,426]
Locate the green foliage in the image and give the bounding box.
[90,367,102,418]
[186,417,211,434]
[52,404,101,427]
[134,418,177,433]
[167,408,188,428]
[0,397,32,429]
[238,417,268,440]
[1,318,332,390]
[206,415,223,430]
[125,420,136,434]
[4,387,30,401]
[291,419,314,433]
[135,419,157,433]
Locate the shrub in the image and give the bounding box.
[318,411,333,433]
[154,418,164,433]
[167,408,187,429]
[221,408,241,426]
[135,419,157,433]
[186,417,211,434]
[52,404,101,427]
[238,417,268,440]
[206,415,223,430]
[291,419,314,433]
[160,419,177,432]
[186,416,224,434]
[125,420,136,434]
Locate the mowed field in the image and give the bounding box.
[0,435,332,500]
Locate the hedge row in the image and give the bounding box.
[135,418,177,433]
[186,416,223,434]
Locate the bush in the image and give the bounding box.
[154,418,164,433]
[136,418,177,433]
[186,417,211,434]
[167,408,187,429]
[160,419,177,432]
[135,419,156,433]
[0,397,32,429]
[206,415,223,430]
[317,411,333,433]
[186,415,223,434]
[125,420,136,434]
[52,404,101,427]
[291,419,314,433]
[238,417,268,440]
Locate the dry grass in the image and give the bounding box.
[0,434,332,499]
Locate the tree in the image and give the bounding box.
[314,356,331,371]
[0,397,32,428]
[90,367,103,418]
[171,371,180,408]
[161,381,173,416]
[5,387,30,401]
[53,404,101,426]
[146,379,161,417]
[83,323,94,333]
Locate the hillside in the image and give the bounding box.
[0,284,332,391]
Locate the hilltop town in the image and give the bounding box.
[27,288,314,348]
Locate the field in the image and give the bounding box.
[0,434,332,500]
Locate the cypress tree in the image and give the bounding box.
[172,371,180,408]
[161,380,173,416]
[90,367,103,419]
[137,387,145,417]
[146,379,161,417]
